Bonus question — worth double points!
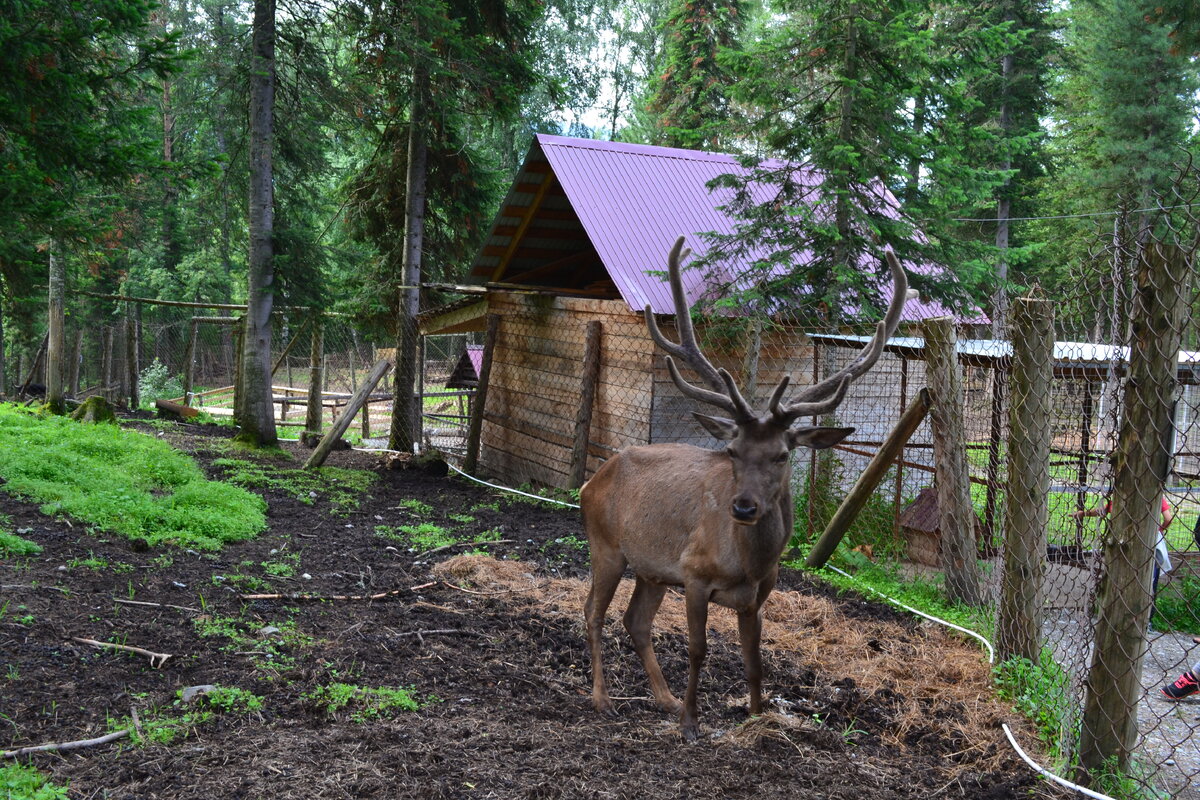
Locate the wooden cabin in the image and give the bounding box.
[420,135,964,489]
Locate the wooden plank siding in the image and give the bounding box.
[478,292,654,487]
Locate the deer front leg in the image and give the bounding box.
[623,576,682,714]
[737,607,764,716]
[681,583,711,742]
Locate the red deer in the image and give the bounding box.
[580,236,911,741]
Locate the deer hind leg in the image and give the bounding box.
[623,576,682,714]
[584,547,626,715]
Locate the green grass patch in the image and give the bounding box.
[211,458,375,515]
[1154,573,1200,633]
[1,762,69,799]
[192,614,314,672]
[993,651,1075,762]
[304,683,430,722]
[374,522,501,552]
[109,686,264,747]
[0,404,265,550]
[0,513,41,556]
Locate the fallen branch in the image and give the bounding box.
[113,599,200,613]
[3,728,132,759]
[411,539,515,561]
[72,637,172,668]
[238,581,436,603]
[2,584,69,594]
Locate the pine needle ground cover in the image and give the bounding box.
[0,405,265,550]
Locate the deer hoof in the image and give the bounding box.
[680,721,700,743]
[660,696,683,715]
[592,696,616,716]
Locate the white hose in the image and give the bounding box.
[1002,724,1116,800]
[352,446,1114,798]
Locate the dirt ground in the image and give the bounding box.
[1,420,1072,799]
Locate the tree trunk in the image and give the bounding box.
[921,316,983,606]
[1078,243,1188,780]
[46,242,66,413]
[992,48,1014,341]
[0,301,7,395]
[69,329,82,397]
[237,0,278,445]
[388,69,429,453]
[304,315,324,437]
[997,296,1053,663]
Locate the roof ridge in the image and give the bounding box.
[536,133,739,165]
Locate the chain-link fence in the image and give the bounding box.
[451,202,1200,796]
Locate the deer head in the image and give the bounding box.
[643,236,910,525]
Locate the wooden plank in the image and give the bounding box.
[463,314,500,475]
[569,321,603,488]
[805,389,933,569]
[304,359,392,469]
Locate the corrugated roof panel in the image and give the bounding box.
[470,134,980,320]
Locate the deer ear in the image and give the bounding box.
[693,412,739,440]
[788,426,854,450]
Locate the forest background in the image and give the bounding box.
[1,0,1199,445]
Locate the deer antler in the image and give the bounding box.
[771,245,910,425]
[644,236,755,421]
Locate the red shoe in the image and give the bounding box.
[1162,671,1200,700]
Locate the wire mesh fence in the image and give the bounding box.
[450,200,1200,795]
[3,181,1197,797]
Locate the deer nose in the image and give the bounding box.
[731,498,758,522]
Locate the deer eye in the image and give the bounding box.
[774,453,790,463]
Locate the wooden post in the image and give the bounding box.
[413,335,426,446]
[892,358,909,538]
[807,389,933,568]
[182,319,199,405]
[304,316,324,437]
[1075,383,1096,549]
[568,320,603,489]
[463,314,499,475]
[232,316,244,421]
[1079,243,1189,778]
[101,328,113,400]
[997,296,1053,664]
[983,371,1007,545]
[46,243,65,412]
[126,303,140,408]
[921,316,983,606]
[304,359,392,469]
[69,329,83,397]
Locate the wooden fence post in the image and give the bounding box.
[304,315,324,439]
[1078,243,1189,779]
[568,320,603,489]
[463,313,500,476]
[182,320,199,405]
[806,388,932,568]
[126,303,140,408]
[997,296,1054,663]
[304,359,391,469]
[921,316,983,606]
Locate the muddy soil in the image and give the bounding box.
[0,420,1069,799]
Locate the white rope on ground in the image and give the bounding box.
[350,447,582,509]
[826,565,1116,800]
[352,446,1113,798]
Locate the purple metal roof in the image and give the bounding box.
[480,134,979,322]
